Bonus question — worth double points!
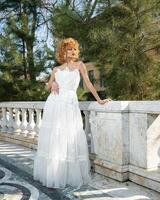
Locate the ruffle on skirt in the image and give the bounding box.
[33,92,91,189]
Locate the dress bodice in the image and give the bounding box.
[55,67,80,93]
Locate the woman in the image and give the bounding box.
[33,38,111,189]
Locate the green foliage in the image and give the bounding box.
[0,0,160,101]
[77,87,88,101]
[51,0,160,100]
[0,0,53,101]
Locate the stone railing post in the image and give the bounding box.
[129,101,160,192]
[88,101,130,182]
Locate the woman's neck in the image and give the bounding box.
[65,59,75,66]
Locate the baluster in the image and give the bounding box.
[1,108,8,133]
[27,108,36,138]
[83,110,90,143]
[34,109,42,137]
[14,108,21,135]
[89,111,97,154]
[21,108,29,136]
[7,108,14,134]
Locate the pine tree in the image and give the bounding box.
[0,0,54,101]
[51,0,160,100]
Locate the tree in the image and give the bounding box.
[51,0,160,100]
[0,0,56,100]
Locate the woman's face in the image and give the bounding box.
[65,46,77,60]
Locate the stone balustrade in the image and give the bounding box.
[0,101,160,192]
[0,101,92,149]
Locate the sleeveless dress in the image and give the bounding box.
[33,66,91,189]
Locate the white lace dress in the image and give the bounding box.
[33,66,91,189]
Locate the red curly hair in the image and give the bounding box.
[55,38,80,64]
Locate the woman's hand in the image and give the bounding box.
[97,98,112,105]
[51,81,59,95]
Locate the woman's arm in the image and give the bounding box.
[46,67,58,91]
[79,61,111,104]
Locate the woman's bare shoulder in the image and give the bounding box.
[52,66,58,73]
[76,61,84,69]
[76,61,86,70]
[54,64,66,71]
[76,60,83,65]
[52,65,64,73]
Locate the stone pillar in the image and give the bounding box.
[129,102,160,169]
[129,101,160,192]
[89,101,129,181]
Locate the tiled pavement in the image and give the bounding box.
[0,141,160,200]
